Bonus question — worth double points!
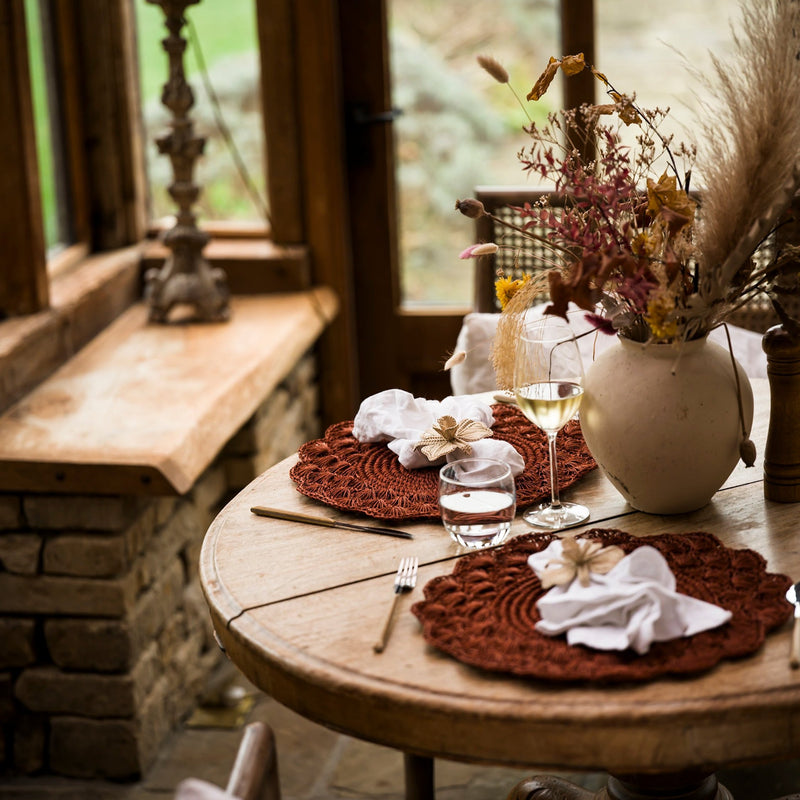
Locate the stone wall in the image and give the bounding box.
[0,353,320,780]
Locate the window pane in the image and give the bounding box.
[390,0,559,307]
[134,0,267,226]
[595,0,737,155]
[25,0,66,254]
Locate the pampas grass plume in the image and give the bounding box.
[694,0,800,301]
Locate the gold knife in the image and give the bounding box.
[250,506,413,540]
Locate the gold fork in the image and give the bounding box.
[373,557,419,653]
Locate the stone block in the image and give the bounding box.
[0,533,41,575]
[0,495,23,530]
[42,533,127,577]
[0,619,36,668]
[0,572,135,616]
[300,383,321,435]
[190,464,228,519]
[136,674,174,775]
[23,494,145,532]
[0,672,13,721]
[44,558,185,673]
[162,630,222,724]
[223,451,277,492]
[14,643,161,717]
[183,579,216,651]
[132,501,202,594]
[225,388,290,456]
[49,716,141,779]
[48,668,180,779]
[123,502,158,562]
[129,558,186,648]
[153,496,180,529]
[283,352,316,396]
[13,713,46,775]
[45,617,132,672]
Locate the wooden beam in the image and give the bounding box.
[560,0,596,108]
[49,0,91,245]
[338,0,405,399]
[256,0,305,244]
[0,0,49,316]
[291,0,360,421]
[70,0,147,250]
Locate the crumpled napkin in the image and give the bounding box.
[528,539,732,654]
[352,388,525,473]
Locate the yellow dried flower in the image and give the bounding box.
[495,275,529,309]
[645,294,679,340]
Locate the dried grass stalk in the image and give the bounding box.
[491,273,551,389]
[693,0,800,301]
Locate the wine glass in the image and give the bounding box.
[513,314,589,530]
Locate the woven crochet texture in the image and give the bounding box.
[289,404,596,520]
[412,529,792,683]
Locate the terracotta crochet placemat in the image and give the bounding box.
[289,404,596,521]
[412,529,793,683]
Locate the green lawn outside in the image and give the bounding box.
[25,0,58,250]
[135,0,258,106]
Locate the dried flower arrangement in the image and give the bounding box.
[457,0,800,384]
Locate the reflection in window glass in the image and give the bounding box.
[390,0,559,307]
[25,0,63,253]
[134,0,267,226]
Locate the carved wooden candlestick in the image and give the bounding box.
[144,0,229,323]
[763,324,800,501]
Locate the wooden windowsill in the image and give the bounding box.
[0,237,314,417]
[0,246,144,415]
[0,289,338,496]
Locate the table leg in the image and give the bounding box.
[404,753,434,800]
[608,774,733,799]
[507,773,734,800]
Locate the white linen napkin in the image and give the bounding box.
[352,388,525,473]
[528,539,732,654]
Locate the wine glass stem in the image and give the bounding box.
[547,431,562,510]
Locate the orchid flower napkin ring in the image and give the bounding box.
[413,415,493,462]
[537,536,625,588]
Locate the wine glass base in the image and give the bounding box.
[522,501,589,531]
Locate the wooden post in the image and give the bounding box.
[763,324,800,502]
[0,0,49,316]
[560,0,596,163]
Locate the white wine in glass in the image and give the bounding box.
[514,315,589,530]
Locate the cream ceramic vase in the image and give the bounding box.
[580,335,754,514]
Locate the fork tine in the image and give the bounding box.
[394,557,410,591]
[374,557,418,654]
[404,557,418,589]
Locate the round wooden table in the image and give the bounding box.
[200,380,800,800]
